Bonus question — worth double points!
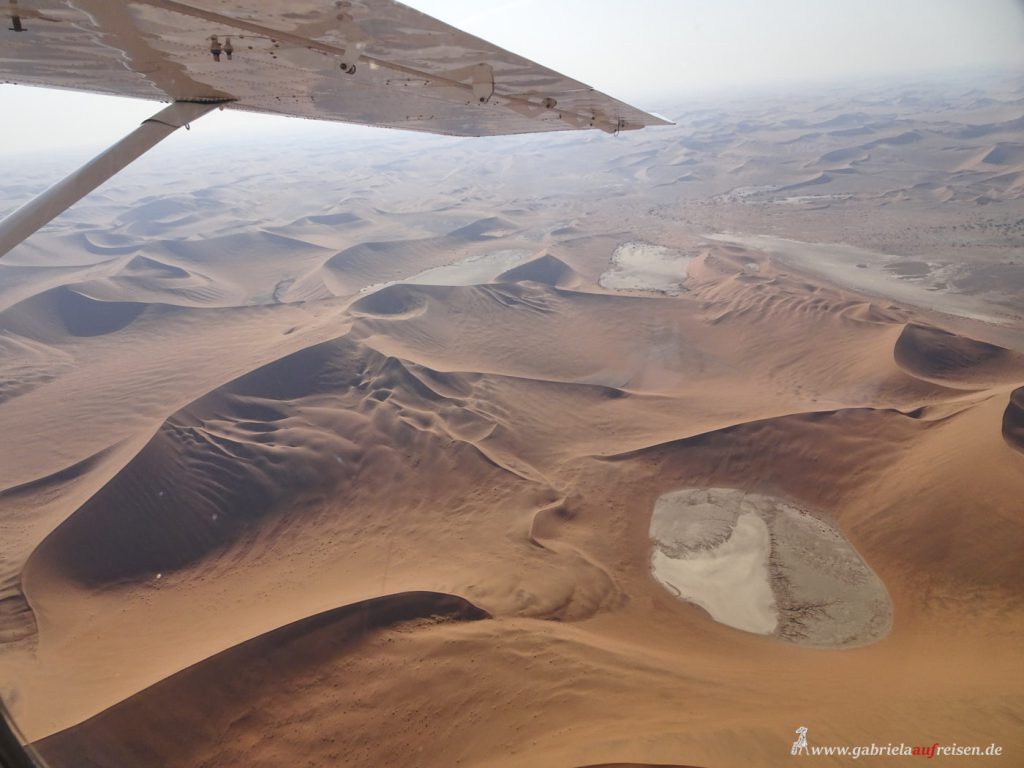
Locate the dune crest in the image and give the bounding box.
[497,253,578,287]
[894,323,1024,387]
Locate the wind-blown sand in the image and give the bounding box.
[1,76,1023,768]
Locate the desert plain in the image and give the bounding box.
[1,74,1023,767]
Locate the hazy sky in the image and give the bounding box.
[1,0,1022,155]
[420,0,1024,95]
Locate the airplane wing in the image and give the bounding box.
[0,0,671,258]
[1,0,670,136]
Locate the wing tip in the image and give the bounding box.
[645,111,675,127]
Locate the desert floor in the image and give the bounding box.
[1,74,1023,767]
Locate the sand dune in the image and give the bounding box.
[34,333,542,585]
[0,287,148,340]
[1004,386,1024,452]
[496,253,578,288]
[319,218,530,297]
[34,592,489,768]
[114,196,209,236]
[894,323,1024,387]
[979,143,1024,165]
[2,76,1023,768]
[862,130,924,148]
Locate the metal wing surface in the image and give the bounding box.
[2,0,670,136]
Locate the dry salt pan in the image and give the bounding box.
[650,488,892,647]
[599,242,692,294]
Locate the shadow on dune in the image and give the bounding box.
[1004,386,1024,453]
[893,323,1024,386]
[497,253,577,287]
[349,282,430,317]
[0,286,147,340]
[448,216,518,240]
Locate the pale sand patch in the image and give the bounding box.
[402,249,532,287]
[650,488,893,647]
[651,511,777,634]
[599,242,691,294]
[359,249,532,294]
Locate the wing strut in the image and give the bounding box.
[0,99,229,259]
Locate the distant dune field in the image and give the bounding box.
[1,77,1023,768]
